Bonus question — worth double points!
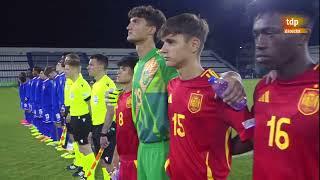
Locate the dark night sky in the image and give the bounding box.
[0,0,319,64]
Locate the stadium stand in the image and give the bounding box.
[28,51,90,80]
[200,50,237,74]
[0,53,29,86]
[87,49,236,80]
[0,47,237,87]
[3,45,317,86]
[309,45,320,63]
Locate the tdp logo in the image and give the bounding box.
[286,18,299,27]
[282,15,308,34]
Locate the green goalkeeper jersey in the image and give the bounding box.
[132,48,178,143]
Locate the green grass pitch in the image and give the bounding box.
[0,79,259,180]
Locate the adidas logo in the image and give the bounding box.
[258,90,270,103]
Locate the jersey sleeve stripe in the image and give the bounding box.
[205,152,214,180]
[225,127,232,170]
[200,69,219,79]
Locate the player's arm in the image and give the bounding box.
[100,114,116,150]
[219,71,246,105]
[56,78,62,110]
[61,80,69,116]
[24,85,29,109]
[52,82,60,124]
[100,88,119,148]
[82,81,92,114]
[45,82,54,122]
[111,145,119,169]
[101,104,115,135]
[101,81,118,131]
[231,89,257,155]
[64,82,71,123]
[233,100,256,154]
[39,84,44,118]
[220,98,255,155]
[42,83,48,118]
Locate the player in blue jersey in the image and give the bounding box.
[35,71,45,139]
[57,59,66,137]
[23,72,33,126]
[31,68,45,139]
[38,68,54,142]
[56,57,67,114]
[48,60,65,146]
[18,72,29,125]
[30,67,43,137]
[38,67,58,142]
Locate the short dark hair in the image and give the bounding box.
[58,58,66,67]
[18,72,27,83]
[117,56,139,71]
[57,58,65,67]
[65,53,81,67]
[90,54,109,68]
[44,66,56,76]
[33,66,42,74]
[247,0,318,28]
[58,52,72,67]
[158,13,209,52]
[128,5,166,42]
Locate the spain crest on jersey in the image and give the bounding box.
[188,92,203,113]
[126,95,132,108]
[298,88,319,115]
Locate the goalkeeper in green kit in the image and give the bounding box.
[102,5,247,180]
[125,5,176,180]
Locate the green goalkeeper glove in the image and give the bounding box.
[105,88,121,106]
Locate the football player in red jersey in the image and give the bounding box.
[247,0,319,179]
[158,13,255,180]
[103,56,139,180]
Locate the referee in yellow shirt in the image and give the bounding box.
[64,53,95,180]
[87,54,117,180]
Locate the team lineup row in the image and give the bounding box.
[18,0,318,180]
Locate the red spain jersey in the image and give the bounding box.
[252,64,319,180]
[116,91,139,160]
[166,69,254,180]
